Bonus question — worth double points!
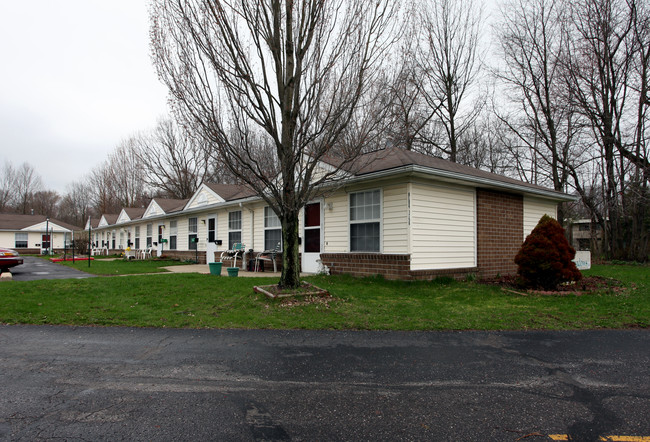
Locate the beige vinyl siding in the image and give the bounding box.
[116,211,130,224]
[217,210,229,251]
[241,205,254,250]
[410,182,476,270]
[382,184,409,254]
[252,203,267,252]
[0,231,34,249]
[323,192,349,252]
[177,217,190,250]
[523,196,557,239]
[186,187,222,210]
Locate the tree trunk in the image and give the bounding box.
[279,211,301,289]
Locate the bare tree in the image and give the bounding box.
[0,161,16,212]
[494,0,583,222]
[415,0,485,162]
[57,181,95,228]
[134,117,213,199]
[14,162,43,214]
[151,0,397,288]
[90,138,150,214]
[380,26,440,152]
[30,190,60,217]
[564,0,649,259]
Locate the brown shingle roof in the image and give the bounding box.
[123,207,146,220]
[0,213,80,231]
[152,198,189,213]
[340,147,566,197]
[204,183,257,201]
[101,214,120,225]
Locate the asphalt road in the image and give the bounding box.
[0,326,648,441]
[9,256,95,281]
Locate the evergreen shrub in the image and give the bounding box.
[514,215,582,290]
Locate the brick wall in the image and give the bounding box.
[476,189,523,278]
[319,253,477,280]
[161,250,207,264]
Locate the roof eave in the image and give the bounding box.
[351,165,577,202]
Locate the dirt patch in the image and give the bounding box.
[480,275,629,296]
[254,281,329,299]
[254,282,340,307]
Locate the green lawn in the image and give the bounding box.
[58,258,190,275]
[0,264,647,330]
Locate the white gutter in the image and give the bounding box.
[343,165,577,202]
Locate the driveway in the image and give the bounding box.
[0,326,648,441]
[9,256,96,281]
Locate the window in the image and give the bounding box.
[135,226,140,249]
[169,220,177,250]
[111,231,116,249]
[228,211,242,249]
[264,207,282,251]
[188,217,198,250]
[208,217,216,242]
[146,223,153,247]
[350,189,381,252]
[14,232,28,248]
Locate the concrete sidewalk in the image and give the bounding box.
[162,263,284,278]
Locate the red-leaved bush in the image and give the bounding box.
[514,215,582,290]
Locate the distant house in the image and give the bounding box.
[90,147,574,279]
[0,214,80,254]
[568,219,604,252]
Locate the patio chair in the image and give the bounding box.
[254,242,281,272]
[220,243,245,268]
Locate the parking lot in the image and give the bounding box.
[7,256,96,281]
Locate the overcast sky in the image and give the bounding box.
[0,1,169,193]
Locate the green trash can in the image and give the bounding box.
[209,262,222,276]
[227,267,239,277]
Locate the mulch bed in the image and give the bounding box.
[254,281,340,307]
[480,275,629,296]
[254,281,329,299]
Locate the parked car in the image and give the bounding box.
[0,248,24,271]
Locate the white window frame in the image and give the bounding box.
[228,211,242,249]
[169,220,178,250]
[14,232,28,248]
[349,189,382,252]
[146,223,153,248]
[135,226,140,249]
[264,206,282,251]
[188,217,198,250]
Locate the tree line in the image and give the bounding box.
[0,117,238,228]
[1,0,647,264]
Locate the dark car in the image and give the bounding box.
[0,248,24,271]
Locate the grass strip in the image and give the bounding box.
[0,264,647,330]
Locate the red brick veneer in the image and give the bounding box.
[319,253,477,280]
[476,189,523,278]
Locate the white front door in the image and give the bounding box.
[206,215,218,263]
[301,201,323,273]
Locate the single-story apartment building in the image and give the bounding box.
[88,147,574,279]
[0,214,80,254]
